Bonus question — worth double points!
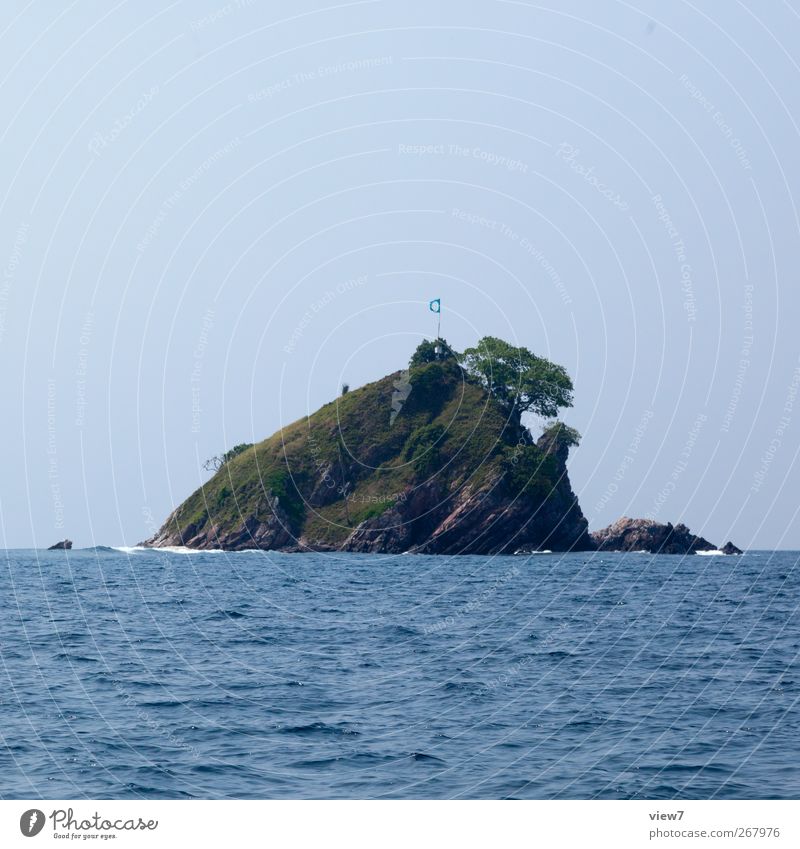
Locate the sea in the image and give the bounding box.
[0,547,797,800]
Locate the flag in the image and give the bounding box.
[429,298,441,313]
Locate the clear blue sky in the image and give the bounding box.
[1,0,799,549]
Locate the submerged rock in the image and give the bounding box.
[47,539,72,550]
[591,518,715,555]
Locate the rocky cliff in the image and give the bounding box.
[590,517,716,554]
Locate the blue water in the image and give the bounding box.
[0,548,797,799]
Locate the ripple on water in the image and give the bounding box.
[1,549,798,799]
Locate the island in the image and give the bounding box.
[591,517,715,554]
[144,337,740,555]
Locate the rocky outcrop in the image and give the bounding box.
[146,496,297,551]
[591,518,715,554]
[720,541,743,555]
[341,465,592,556]
[47,539,72,550]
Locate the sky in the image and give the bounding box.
[1,0,800,549]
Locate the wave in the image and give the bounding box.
[281,722,360,738]
[410,752,445,764]
[112,545,228,554]
[207,609,248,620]
[696,549,726,556]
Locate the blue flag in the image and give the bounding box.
[429,298,441,313]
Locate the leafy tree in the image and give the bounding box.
[460,336,573,419]
[203,442,253,473]
[538,421,581,456]
[409,337,458,368]
[341,383,350,395]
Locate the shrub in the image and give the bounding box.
[409,338,458,368]
[404,423,446,475]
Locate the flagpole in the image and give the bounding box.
[429,298,441,354]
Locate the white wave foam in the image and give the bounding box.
[112,545,228,554]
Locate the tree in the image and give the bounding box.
[460,336,573,419]
[539,421,581,454]
[341,383,350,395]
[203,442,253,473]
[409,337,458,368]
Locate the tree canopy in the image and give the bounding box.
[203,442,253,473]
[409,337,458,368]
[460,336,573,419]
[539,420,582,453]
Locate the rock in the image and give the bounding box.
[145,497,296,551]
[591,518,715,554]
[720,541,743,555]
[47,539,72,550]
[343,503,416,553]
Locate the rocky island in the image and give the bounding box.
[591,518,716,554]
[144,337,738,556]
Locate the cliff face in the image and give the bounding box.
[145,359,593,554]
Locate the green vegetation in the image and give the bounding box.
[409,337,458,367]
[261,468,306,528]
[460,336,573,420]
[404,423,446,476]
[203,442,254,473]
[502,444,558,497]
[349,496,397,524]
[540,421,582,452]
[167,337,579,547]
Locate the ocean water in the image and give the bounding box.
[0,547,797,800]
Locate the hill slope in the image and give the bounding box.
[144,358,593,554]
